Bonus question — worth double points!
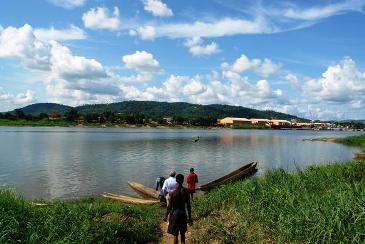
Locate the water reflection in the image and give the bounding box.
[0,127,362,199]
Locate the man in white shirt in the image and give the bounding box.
[162,170,178,207]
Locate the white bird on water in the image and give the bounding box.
[194,136,200,142]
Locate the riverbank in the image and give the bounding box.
[1,160,364,243]
[0,191,162,243]
[191,160,365,243]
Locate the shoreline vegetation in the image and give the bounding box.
[1,160,364,243]
[1,135,364,243]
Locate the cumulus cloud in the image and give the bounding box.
[0,88,36,106]
[222,54,281,77]
[135,26,156,40]
[82,7,121,31]
[0,24,119,105]
[122,51,161,73]
[0,24,52,70]
[143,0,173,17]
[14,90,36,105]
[34,25,87,41]
[184,37,219,56]
[303,57,365,103]
[48,0,86,9]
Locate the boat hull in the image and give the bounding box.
[101,192,159,205]
[198,162,257,191]
[128,181,160,199]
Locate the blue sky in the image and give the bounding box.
[0,0,365,120]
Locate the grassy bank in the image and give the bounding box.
[0,190,162,243]
[335,134,365,150]
[191,160,365,243]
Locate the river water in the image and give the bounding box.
[0,127,363,200]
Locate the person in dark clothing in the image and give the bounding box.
[163,174,192,244]
[186,168,198,200]
[156,176,166,191]
[156,176,166,206]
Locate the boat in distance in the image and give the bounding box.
[197,161,258,191]
[128,181,160,199]
[101,192,159,205]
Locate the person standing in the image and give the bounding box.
[162,170,178,206]
[163,174,192,244]
[186,168,198,200]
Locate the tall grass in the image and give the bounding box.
[191,160,365,243]
[0,191,162,243]
[335,134,365,150]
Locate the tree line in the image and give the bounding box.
[0,109,218,127]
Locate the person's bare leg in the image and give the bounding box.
[174,235,178,244]
[181,232,186,244]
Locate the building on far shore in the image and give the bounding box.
[270,119,292,127]
[219,117,292,127]
[219,117,252,125]
[250,118,271,126]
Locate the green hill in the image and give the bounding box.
[16,103,72,115]
[13,101,306,120]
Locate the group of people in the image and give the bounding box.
[155,168,199,244]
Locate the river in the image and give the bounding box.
[0,127,363,199]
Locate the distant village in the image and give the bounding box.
[217,117,362,131]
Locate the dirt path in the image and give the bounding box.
[159,221,192,244]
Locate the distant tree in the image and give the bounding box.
[65,109,79,122]
[157,117,167,125]
[172,116,185,125]
[38,113,49,120]
[14,109,26,119]
[50,111,61,119]
[84,113,100,123]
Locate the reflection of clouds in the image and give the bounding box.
[0,127,359,199]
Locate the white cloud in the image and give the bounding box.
[122,51,161,73]
[0,88,36,106]
[281,1,365,21]
[0,88,12,101]
[146,17,275,38]
[49,41,107,81]
[34,25,87,41]
[143,0,173,17]
[184,37,219,56]
[223,54,281,77]
[303,57,365,103]
[136,26,156,40]
[82,7,121,31]
[48,0,86,9]
[14,90,36,105]
[0,24,51,70]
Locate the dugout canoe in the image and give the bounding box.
[354,152,365,160]
[101,192,159,205]
[198,161,258,191]
[128,181,159,199]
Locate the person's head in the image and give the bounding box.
[176,174,184,185]
[190,168,194,173]
[169,170,176,177]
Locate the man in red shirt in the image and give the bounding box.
[186,168,198,200]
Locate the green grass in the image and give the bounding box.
[191,160,365,243]
[0,190,163,243]
[335,134,365,150]
[0,119,76,127]
[232,124,270,129]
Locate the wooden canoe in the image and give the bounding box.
[198,162,258,191]
[101,192,159,205]
[354,152,365,160]
[128,181,159,199]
